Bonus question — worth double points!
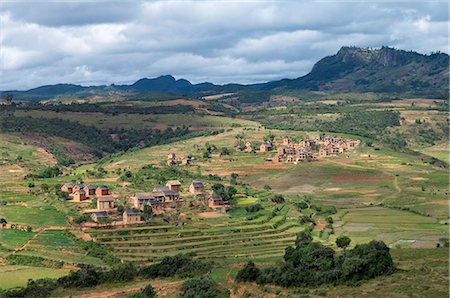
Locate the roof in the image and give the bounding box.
[75,189,86,194]
[92,211,108,218]
[166,180,181,186]
[74,183,85,188]
[98,185,109,190]
[85,185,97,189]
[133,192,154,200]
[97,195,114,202]
[191,181,204,188]
[124,209,141,215]
[151,186,179,196]
[261,142,273,148]
[210,196,223,201]
[153,185,170,192]
[64,183,74,187]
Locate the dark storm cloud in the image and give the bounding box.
[0,0,448,90]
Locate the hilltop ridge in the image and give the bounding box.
[2,46,448,100]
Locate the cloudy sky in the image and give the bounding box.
[0,1,448,90]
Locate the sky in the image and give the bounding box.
[0,1,448,90]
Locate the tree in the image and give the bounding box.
[264,133,275,142]
[263,184,272,191]
[295,231,313,246]
[230,173,239,185]
[41,183,50,193]
[143,205,153,221]
[236,261,260,282]
[220,147,231,156]
[179,277,221,298]
[336,235,351,251]
[141,283,157,298]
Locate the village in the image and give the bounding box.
[238,135,360,163]
[60,169,227,227]
[59,135,358,227]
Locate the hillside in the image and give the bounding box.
[2,46,448,100]
[262,46,449,97]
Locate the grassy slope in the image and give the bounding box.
[0,265,71,290]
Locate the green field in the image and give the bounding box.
[14,110,260,130]
[0,205,67,228]
[0,265,71,289]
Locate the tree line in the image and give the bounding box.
[4,102,195,115]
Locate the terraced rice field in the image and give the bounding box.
[88,210,303,262]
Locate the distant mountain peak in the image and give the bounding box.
[2,46,448,100]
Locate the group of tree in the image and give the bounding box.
[8,102,195,115]
[236,234,394,287]
[211,183,237,202]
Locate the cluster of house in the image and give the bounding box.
[238,135,359,163]
[130,180,226,212]
[61,183,117,223]
[63,179,226,226]
[167,153,191,166]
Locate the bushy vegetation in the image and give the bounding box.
[139,253,213,278]
[236,238,395,287]
[25,166,61,179]
[245,204,263,213]
[178,277,225,298]
[0,115,191,159]
[128,284,157,298]
[11,102,195,115]
[212,184,237,202]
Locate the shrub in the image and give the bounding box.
[271,195,285,204]
[295,231,313,246]
[139,253,212,278]
[245,204,263,213]
[178,277,223,298]
[236,261,261,282]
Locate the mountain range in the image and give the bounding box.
[2,46,449,100]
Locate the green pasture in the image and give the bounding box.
[0,229,35,251]
[0,205,67,228]
[0,265,71,290]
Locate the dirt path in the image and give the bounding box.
[69,287,142,298]
[13,230,44,253]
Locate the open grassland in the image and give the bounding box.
[0,265,71,290]
[418,142,449,162]
[0,133,57,171]
[0,205,67,228]
[14,110,260,131]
